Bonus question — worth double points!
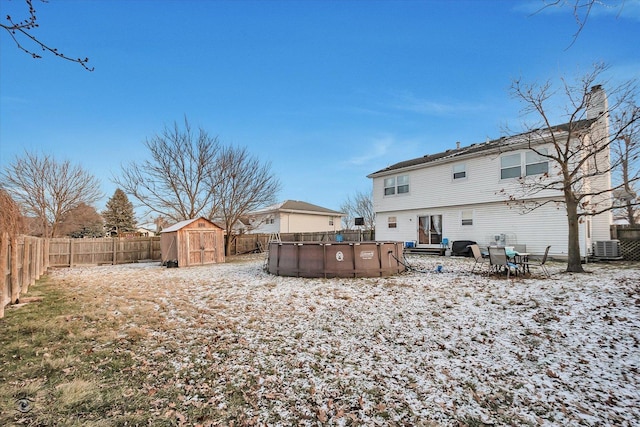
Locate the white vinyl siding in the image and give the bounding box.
[374,201,573,256]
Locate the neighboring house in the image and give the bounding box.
[247,200,345,234]
[367,87,613,258]
[136,227,156,237]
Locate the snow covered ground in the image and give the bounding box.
[51,254,640,426]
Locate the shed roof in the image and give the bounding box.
[161,217,222,233]
[367,119,595,178]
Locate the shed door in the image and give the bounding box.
[187,231,218,265]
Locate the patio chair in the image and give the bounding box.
[469,244,489,273]
[521,245,551,278]
[488,246,518,279]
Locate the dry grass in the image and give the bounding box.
[1,255,638,426]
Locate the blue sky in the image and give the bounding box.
[1,0,638,222]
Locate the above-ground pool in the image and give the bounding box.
[267,241,406,278]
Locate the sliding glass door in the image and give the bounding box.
[418,215,443,245]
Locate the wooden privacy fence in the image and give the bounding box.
[1,236,162,317]
[1,234,48,318]
[48,237,161,267]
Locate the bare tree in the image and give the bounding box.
[1,0,93,71]
[212,145,281,256]
[58,202,105,238]
[114,119,222,223]
[505,63,639,272]
[537,0,628,47]
[0,188,24,237]
[340,190,375,230]
[153,215,171,233]
[1,151,102,238]
[611,102,640,224]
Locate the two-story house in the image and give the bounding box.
[367,86,613,258]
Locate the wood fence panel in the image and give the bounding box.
[21,237,30,294]
[49,239,71,267]
[11,236,20,304]
[1,236,163,314]
[48,237,162,267]
[0,233,8,318]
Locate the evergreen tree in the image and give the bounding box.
[103,189,136,236]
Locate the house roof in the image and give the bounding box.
[252,200,345,216]
[367,119,595,178]
[161,217,222,233]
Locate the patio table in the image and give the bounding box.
[506,249,530,274]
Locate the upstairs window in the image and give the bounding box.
[397,175,409,193]
[384,177,396,195]
[501,153,521,179]
[525,149,549,176]
[501,149,549,179]
[388,216,397,228]
[383,175,409,196]
[453,163,466,180]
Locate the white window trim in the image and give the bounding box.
[501,149,550,180]
[525,149,549,176]
[500,153,521,180]
[452,163,467,180]
[461,210,473,226]
[383,174,410,196]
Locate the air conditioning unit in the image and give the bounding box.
[593,240,620,258]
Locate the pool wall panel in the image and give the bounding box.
[267,241,405,278]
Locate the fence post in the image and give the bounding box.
[35,238,41,278]
[11,236,20,304]
[44,238,49,273]
[21,237,30,295]
[38,238,44,279]
[0,232,8,318]
[69,238,74,267]
[27,238,36,292]
[113,238,117,265]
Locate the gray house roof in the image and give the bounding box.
[252,200,344,216]
[367,119,595,178]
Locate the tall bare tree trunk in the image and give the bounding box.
[566,198,585,273]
